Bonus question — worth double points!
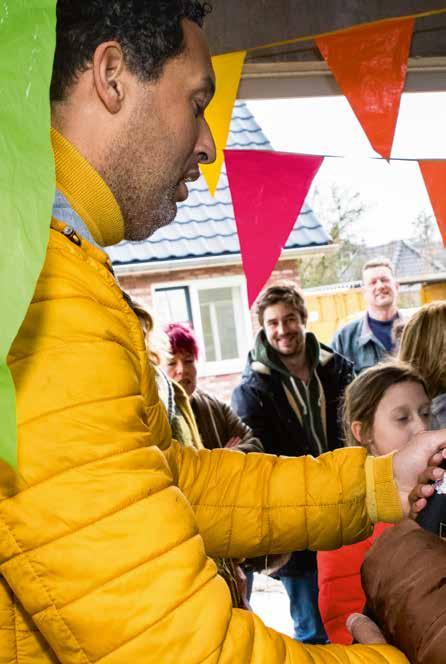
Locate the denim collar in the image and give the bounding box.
[52,190,101,250]
[357,311,400,348]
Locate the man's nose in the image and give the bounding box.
[196,117,216,165]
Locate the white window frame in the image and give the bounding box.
[151,275,253,377]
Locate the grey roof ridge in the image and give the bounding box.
[400,238,445,272]
[339,238,445,280]
[393,239,404,270]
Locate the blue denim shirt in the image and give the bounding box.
[331,313,397,374]
[52,190,100,249]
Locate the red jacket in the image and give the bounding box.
[317,523,392,644]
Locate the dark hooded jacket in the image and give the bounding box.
[232,330,354,575]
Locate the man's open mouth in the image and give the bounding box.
[176,170,200,202]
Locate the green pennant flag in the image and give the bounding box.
[0,1,56,468]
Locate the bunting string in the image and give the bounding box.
[204,11,446,221]
[224,149,446,306]
[204,10,446,192]
[214,7,446,56]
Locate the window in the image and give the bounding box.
[152,277,252,375]
[153,286,192,328]
[199,287,241,362]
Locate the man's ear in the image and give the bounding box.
[92,41,126,114]
[351,421,363,444]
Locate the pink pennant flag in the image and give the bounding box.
[225,149,324,306]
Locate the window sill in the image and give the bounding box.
[198,358,244,377]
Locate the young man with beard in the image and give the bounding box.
[332,259,401,373]
[2,3,446,663]
[232,284,354,644]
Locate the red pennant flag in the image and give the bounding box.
[316,19,414,159]
[419,161,446,245]
[225,150,324,306]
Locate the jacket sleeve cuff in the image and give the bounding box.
[365,453,404,523]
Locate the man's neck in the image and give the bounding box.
[280,348,310,383]
[51,127,125,247]
[367,305,398,322]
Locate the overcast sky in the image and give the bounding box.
[247,92,445,246]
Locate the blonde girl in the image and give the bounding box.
[317,361,430,644]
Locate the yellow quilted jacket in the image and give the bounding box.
[0,222,408,664]
[0,132,407,663]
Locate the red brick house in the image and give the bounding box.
[108,102,333,401]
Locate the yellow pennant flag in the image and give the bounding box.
[201,50,246,196]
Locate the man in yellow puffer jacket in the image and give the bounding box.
[1,2,446,663]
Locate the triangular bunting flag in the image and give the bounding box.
[419,161,446,245]
[225,150,323,306]
[316,19,414,159]
[200,51,246,196]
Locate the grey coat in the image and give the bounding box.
[432,393,446,430]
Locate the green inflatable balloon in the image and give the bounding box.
[0,1,56,467]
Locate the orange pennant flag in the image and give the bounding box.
[316,19,414,159]
[419,161,446,245]
[200,51,246,196]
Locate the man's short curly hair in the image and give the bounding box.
[256,283,308,327]
[51,1,212,101]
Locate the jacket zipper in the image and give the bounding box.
[290,377,324,456]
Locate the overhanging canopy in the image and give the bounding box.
[205,1,446,97]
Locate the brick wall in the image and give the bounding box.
[118,257,300,403]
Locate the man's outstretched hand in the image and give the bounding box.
[346,614,386,645]
[225,436,242,449]
[393,429,446,517]
[408,445,446,518]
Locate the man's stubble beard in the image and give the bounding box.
[120,179,178,241]
[101,115,180,242]
[276,333,305,360]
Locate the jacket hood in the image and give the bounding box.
[250,329,322,377]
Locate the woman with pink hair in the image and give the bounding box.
[164,322,263,454]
